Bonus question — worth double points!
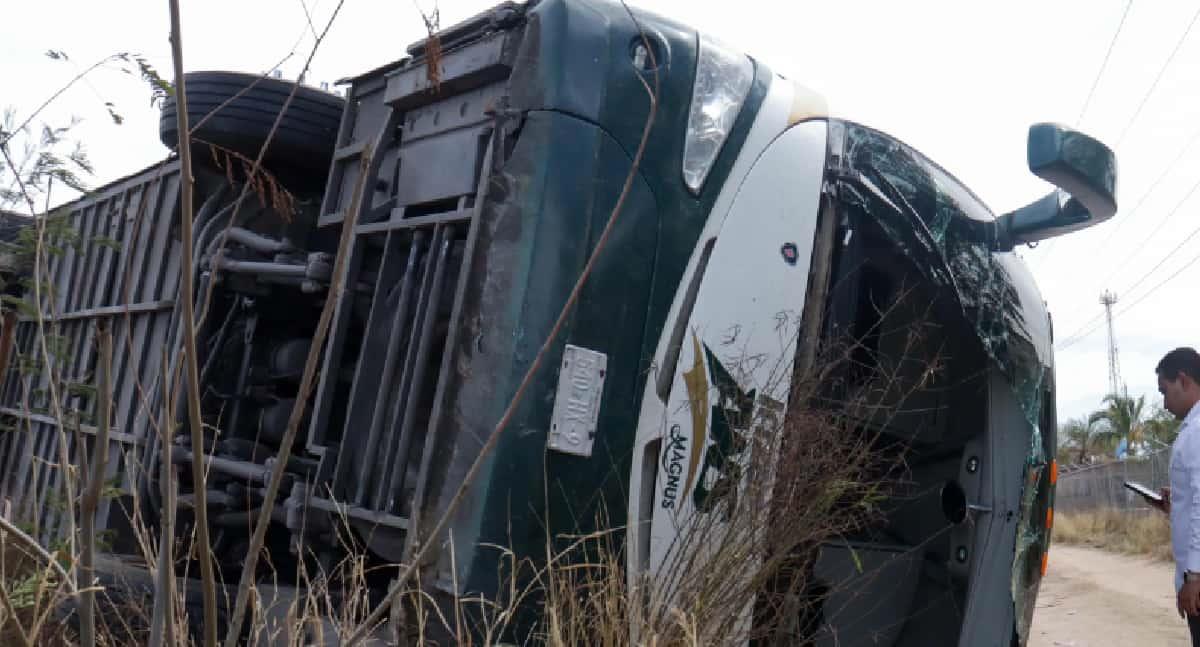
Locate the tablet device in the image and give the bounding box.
[1123,481,1163,503]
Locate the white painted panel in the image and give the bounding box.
[645,119,828,583]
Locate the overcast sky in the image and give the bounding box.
[2,0,1194,427]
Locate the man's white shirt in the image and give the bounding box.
[1169,400,1200,591]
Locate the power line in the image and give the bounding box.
[1076,0,1136,126]
[1049,212,1197,350]
[1054,123,1200,349]
[1056,314,1106,350]
[1058,216,1200,348]
[1114,5,1200,149]
[1113,246,1200,322]
[1039,2,1200,273]
[1095,165,1200,293]
[1112,177,1200,297]
[1058,236,1200,351]
[1090,122,1200,264]
[1007,4,1200,352]
[1081,8,1200,289]
[1034,0,1135,267]
[1054,140,1200,350]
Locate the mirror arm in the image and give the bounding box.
[990,190,1097,252]
[990,192,1061,252]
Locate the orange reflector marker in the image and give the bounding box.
[1047,508,1054,529]
[1041,551,1049,577]
[1050,459,1058,485]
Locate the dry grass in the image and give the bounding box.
[0,266,940,645]
[486,328,925,646]
[0,336,927,645]
[0,535,75,646]
[1053,508,1173,562]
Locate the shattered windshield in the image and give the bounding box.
[826,120,1053,643]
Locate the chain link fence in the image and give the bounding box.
[1055,448,1171,513]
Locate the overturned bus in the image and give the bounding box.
[0,0,1115,644]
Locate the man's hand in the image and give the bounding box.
[1160,486,1172,514]
[1181,578,1200,617]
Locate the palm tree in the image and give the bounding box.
[1093,393,1146,456]
[1142,404,1182,448]
[1059,414,1118,464]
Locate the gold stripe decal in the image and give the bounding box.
[680,332,708,504]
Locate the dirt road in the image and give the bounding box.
[1029,544,1188,647]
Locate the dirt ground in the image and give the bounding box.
[1029,544,1189,647]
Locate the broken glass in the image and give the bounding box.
[828,120,1052,643]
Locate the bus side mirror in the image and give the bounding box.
[992,124,1117,251]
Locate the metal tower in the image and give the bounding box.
[1100,291,1122,397]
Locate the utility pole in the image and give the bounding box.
[1100,290,1122,397]
[1101,290,1133,466]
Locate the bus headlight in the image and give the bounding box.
[682,36,754,194]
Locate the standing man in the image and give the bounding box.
[1156,347,1200,644]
